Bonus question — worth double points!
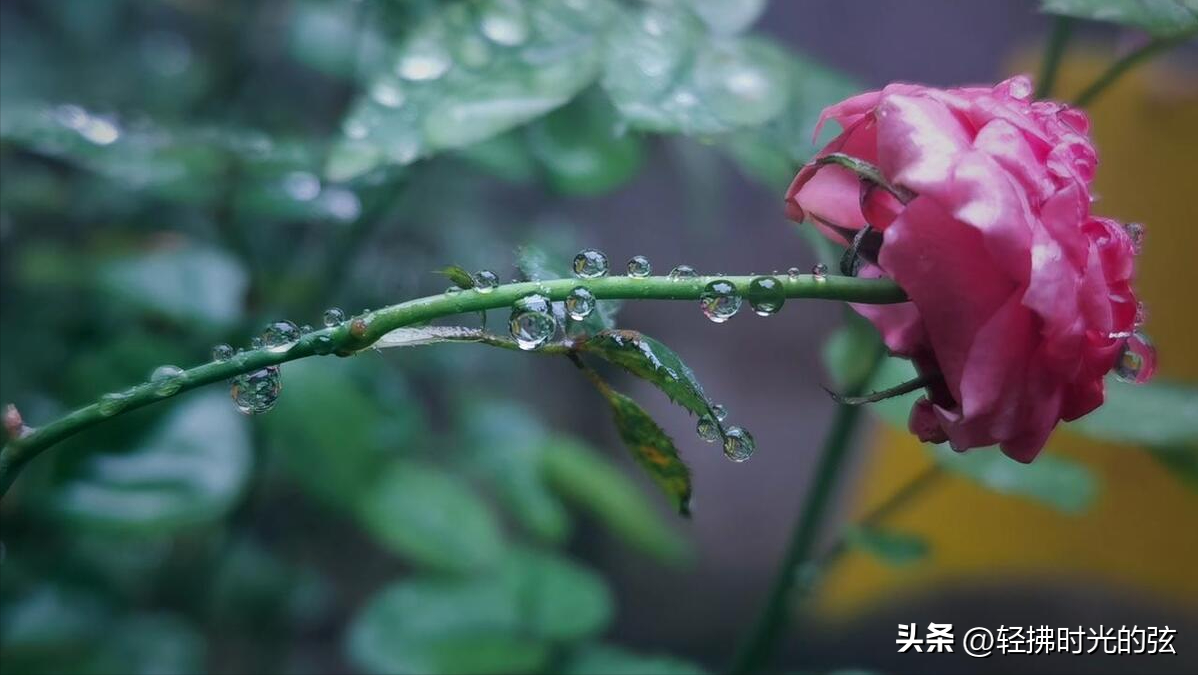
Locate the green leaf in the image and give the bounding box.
[49,392,251,534]
[541,436,690,562]
[345,548,611,675]
[842,525,930,566]
[457,399,572,543]
[692,0,769,34]
[1065,379,1198,447]
[525,91,645,196]
[96,245,248,329]
[931,445,1099,514]
[591,384,694,516]
[262,359,420,506]
[355,459,506,574]
[329,0,617,179]
[1148,444,1198,492]
[438,264,477,289]
[601,2,792,135]
[562,643,708,675]
[1041,0,1198,37]
[577,330,718,422]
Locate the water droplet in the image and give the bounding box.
[479,0,530,47]
[573,249,609,279]
[150,365,186,397]
[251,337,264,349]
[321,187,361,222]
[626,255,651,278]
[787,267,801,280]
[566,287,596,320]
[473,269,500,293]
[711,404,728,421]
[231,366,282,415]
[98,391,132,417]
[1124,222,1145,254]
[811,263,828,281]
[747,276,785,316]
[323,307,345,327]
[1114,332,1157,384]
[300,324,313,334]
[260,321,301,353]
[668,264,698,280]
[723,426,755,462]
[343,118,370,140]
[369,79,406,108]
[697,415,720,443]
[282,171,321,202]
[211,344,234,361]
[397,41,452,81]
[509,293,556,350]
[700,279,741,323]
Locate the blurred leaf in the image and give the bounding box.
[561,644,708,675]
[88,614,206,675]
[516,243,621,334]
[842,525,930,566]
[288,0,387,79]
[692,0,769,34]
[356,459,506,573]
[821,315,885,392]
[1041,0,1198,37]
[526,91,645,196]
[438,265,476,289]
[1066,379,1198,447]
[49,392,251,534]
[96,245,248,329]
[262,359,419,506]
[594,385,693,516]
[208,539,329,630]
[329,0,617,179]
[454,131,541,183]
[1148,444,1198,492]
[578,330,719,422]
[346,547,611,675]
[457,398,571,543]
[601,2,791,134]
[722,52,861,189]
[0,584,110,657]
[931,445,1099,514]
[542,436,690,562]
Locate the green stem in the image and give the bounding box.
[1036,16,1073,99]
[1074,31,1196,107]
[0,274,905,497]
[729,341,887,674]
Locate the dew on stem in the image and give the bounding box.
[566,287,596,320]
[812,263,828,281]
[150,365,186,397]
[323,307,345,327]
[231,367,282,415]
[573,249,609,279]
[260,321,300,353]
[700,279,741,323]
[747,276,785,316]
[508,293,556,350]
[473,269,500,293]
[627,255,651,278]
[787,267,801,280]
[668,264,698,280]
[211,344,234,362]
[98,391,133,417]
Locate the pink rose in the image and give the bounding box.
[787,75,1153,462]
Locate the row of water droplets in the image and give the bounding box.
[1112,223,1155,385]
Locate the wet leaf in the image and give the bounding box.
[1066,379,1198,447]
[516,243,621,334]
[541,436,690,561]
[1041,0,1198,37]
[438,264,477,289]
[842,525,930,566]
[355,459,506,573]
[692,0,769,34]
[931,445,1099,514]
[562,643,708,675]
[577,330,718,422]
[96,245,248,329]
[375,325,486,349]
[329,0,618,179]
[525,91,645,196]
[1148,444,1198,492]
[49,393,252,534]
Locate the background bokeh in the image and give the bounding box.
[1,1,1195,674]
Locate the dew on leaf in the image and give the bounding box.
[723,426,755,462]
[697,415,719,443]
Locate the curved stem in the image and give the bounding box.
[0,274,905,497]
[729,340,886,674]
[1036,16,1073,99]
[1074,31,1196,107]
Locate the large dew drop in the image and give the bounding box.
[668,264,698,281]
[811,263,828,281]
[509,293,557,350]
[98,391,132,417]
[566,286,596,320]
[700,279,741,323]
[473,269,500,293]
[626,255,651,278]
[323,307,345,327]
[231,366,282,415]
[260,321,300,353]
[211,344,234,362]
[479,0,530,47]
[1114,332,1157,384]
[722,426,756,462]
[396,41,452,81]
[747,276,785,316]
[150,365,186,397]
[573,249,609,279]
[697,415,720,443]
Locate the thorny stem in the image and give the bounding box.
[1074,30,1198,107]
[729,340,887,674]
[0,274,905,497]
